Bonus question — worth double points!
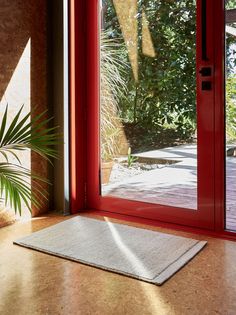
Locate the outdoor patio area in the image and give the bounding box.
[102,144,236,231]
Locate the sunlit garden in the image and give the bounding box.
[100,0,236,219]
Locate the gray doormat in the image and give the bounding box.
[14,216,207,285]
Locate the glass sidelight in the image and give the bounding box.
[100,0,198,209]
[225,0,236,231]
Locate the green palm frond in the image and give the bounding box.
[0,105,59,215]
[0,163,49,215]
[0,105,59,163]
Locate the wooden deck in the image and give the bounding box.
[102,144,236,231]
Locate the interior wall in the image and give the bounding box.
[0,0,65,216]
[0,0,48,216]
[31,0,50,216]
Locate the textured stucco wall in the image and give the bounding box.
[0,0,49,216]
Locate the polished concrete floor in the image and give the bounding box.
[1,214,236,315]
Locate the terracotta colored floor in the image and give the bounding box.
[1,214,236,315]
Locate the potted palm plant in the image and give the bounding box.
[0,105,58,223]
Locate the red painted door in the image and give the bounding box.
[83,0,218,230]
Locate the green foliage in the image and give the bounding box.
[226,0,236,10]
[225,1,236,142]
[226,76,236,142]
[0,106,58,215]
[127,147,137,167]
[104,0,196,138]
[0,163,49,216]
[100,31,128,160]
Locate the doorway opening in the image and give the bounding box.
[71,0,236,237]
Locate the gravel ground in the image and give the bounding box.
[107,162,161,184]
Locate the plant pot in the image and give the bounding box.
[101,161,114,184]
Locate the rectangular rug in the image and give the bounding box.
[14,216,207,285]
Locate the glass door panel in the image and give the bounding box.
[85,0,214,229]
[225,0,236,231]
[100,0,198,209]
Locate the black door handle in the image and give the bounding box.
[202,0,208,61]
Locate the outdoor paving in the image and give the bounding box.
[226,157,236,230]
[102,144,236,231]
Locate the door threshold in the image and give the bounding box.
[80,209,236,242]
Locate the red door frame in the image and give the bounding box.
[86,0,215,230]
[214,0,226,232]
[69,0,236,238]
[69,0,87,213]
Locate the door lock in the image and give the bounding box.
[202,81,212,90]
[199,67,212,77]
